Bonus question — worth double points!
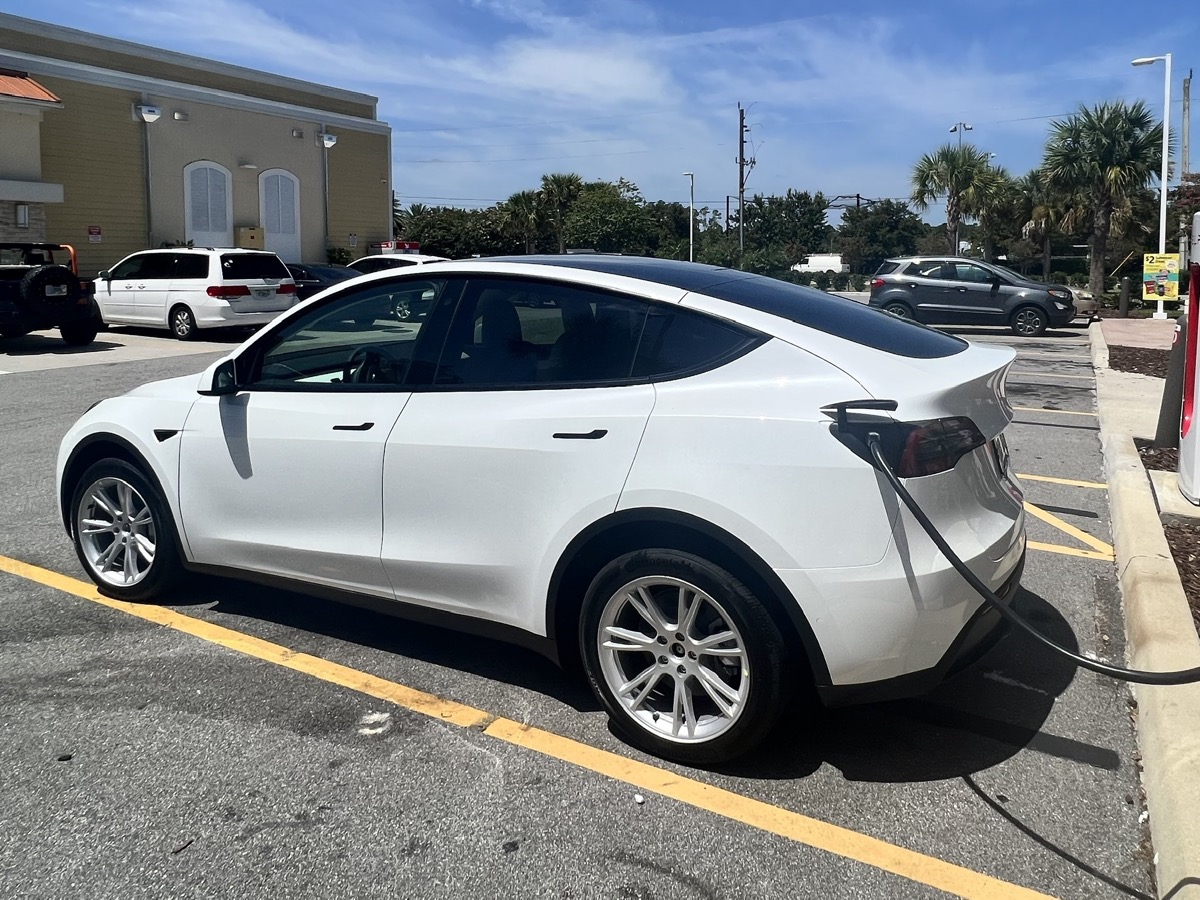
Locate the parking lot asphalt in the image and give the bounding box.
[0,323,1153,899]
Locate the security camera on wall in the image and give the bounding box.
[134,104,162,123]
[318,132,337,149]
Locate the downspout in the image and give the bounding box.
[142,95,154,248]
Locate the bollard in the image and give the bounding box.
[1155,312,1187,448]
[1119,276,1130,318]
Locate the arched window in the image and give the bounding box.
[259,168,301,262]
[183,160,233,247]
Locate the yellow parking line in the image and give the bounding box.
[0,554,1055,900]
[1016,473,1108,490]
[1027,541,1114,561]
[1023,502,1114,558]
[1010,407,1097,418]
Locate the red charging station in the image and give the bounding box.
[1176,212,1200,504]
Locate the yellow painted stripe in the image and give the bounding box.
[1023,502,1114,556]
[1010,407,1098,418]
[1016,473,1108,490]
[1027,541,1114,561]
[1009,372,1095,380]
[0,554,1056,900]
[486,718,1054,900]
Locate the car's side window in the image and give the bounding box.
[953,263,993,284]
[172,254,209,279]
[633,305,761,379]
[241,277,458,390]
[137,254,175,280]
[110,256,146,279]
[907,260,949,279]
[432,278,649,388]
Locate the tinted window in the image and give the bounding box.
[308,265,356,282]
[247,278,456,390]
[633,305,760,378]
[221,253,290,280]
[905,260,950,279]
[434,278,648,387]
[699,275,967,359]
[173,253,209,279]
[350,257,412,274]
[110,255,147,279]
[137,254,175,279]
[874,261,901,275]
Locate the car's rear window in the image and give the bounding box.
[699,274,967,358]
[221,254,290,280]
[874,261,901,275]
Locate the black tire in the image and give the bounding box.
[882,301,913,319]
[1010,305,1048,336]
[0,327,30,338]
[580,549,789,764]
[19,265,80,313]
[170,305,197,340]
[69,458,185,602]
[59,322,98,346]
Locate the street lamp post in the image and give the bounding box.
[683,171,695,262]
[1133,53,1173,319]
[949,121,973,148]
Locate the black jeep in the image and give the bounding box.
[0,243,100,347]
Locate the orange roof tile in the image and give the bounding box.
[0,72,61,105]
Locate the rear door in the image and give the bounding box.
[162,251,210,327]
[900,260,951,320]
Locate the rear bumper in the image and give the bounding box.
[192,298,292,329]
[815,549,1025,706]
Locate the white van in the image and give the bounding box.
[96,248,297,339]
[791,253,849,274]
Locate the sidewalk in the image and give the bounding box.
[1091,319,1200,900]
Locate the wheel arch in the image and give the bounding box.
[59,434,178,543]
[546,508,831,686]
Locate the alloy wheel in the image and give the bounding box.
[596,576,749,744]
[76,476,157,587]
[1013,308,1045,336]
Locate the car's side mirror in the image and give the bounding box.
[197,358,239,396]
[98,270,111,280]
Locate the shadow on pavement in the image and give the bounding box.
[1,333,124,356]
[940,326,1085,340]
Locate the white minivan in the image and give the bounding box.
[95,248,297,339]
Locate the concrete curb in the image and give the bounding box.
[1092,321,1200,900]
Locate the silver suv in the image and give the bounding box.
[869,257,1076,336]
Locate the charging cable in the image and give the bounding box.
[866,433,1200,686]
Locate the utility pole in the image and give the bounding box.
[1184,68,1192,176]
[738,103,746,255]
[725,195,731,233]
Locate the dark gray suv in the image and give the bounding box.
[869,257,1075,336]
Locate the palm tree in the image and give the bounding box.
[539,172,584,253]
[910,144,996,254]
[1042,101,1163,295]
[1017,168,1086,281]
[973,166,1016,262]
[499,190,540,253]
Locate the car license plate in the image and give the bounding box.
[252,288,271,299]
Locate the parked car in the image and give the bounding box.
[869,257,1076,336]
[347,253,449,275]
[57,256,1025,764]
[0,242,100,346]
[1067,287,1101,323]
[94,248,297,340]
[285,262,357,301]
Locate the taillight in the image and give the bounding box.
[895,418,986,477]
[206,285,251,299]
[278,282,296,294]
[824,402,986,478]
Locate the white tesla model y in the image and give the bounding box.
[57,256,1025,764]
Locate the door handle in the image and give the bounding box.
[333,422,375,431]
[553,429,608,440]
[957,287,968,292]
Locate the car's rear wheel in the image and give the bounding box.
[70,459,184,602]
[59,322,98,346]
[580,549,788,764]
[170,305,197,340]
[0,327,30,338]
[1010,305,1047,336]
[882,301,913,319]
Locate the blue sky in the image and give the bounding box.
[5,0,1197,221]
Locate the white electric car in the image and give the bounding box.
[57,256,1026,764]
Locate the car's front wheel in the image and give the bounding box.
[580,549,788,764]
[1010,305,1048,336]
[70,459,184,602]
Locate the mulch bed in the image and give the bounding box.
[1107,345,1170,379]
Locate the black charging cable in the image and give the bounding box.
[866,433,1200,686]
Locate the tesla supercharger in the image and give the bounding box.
[1176,212,1200,504]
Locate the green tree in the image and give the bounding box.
[739,190,830,261]
[563,179,652,253]
[1042,100,1163,294]
[910,144,997,254]
[1169,173,1200,238]
[539,172,584,253]
[973,167,1019,262]
[498,190,540,253]
[834,200,925,273]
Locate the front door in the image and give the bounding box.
[938,261,1005,323]
[177,276,452,594]
[260,169,301,263]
